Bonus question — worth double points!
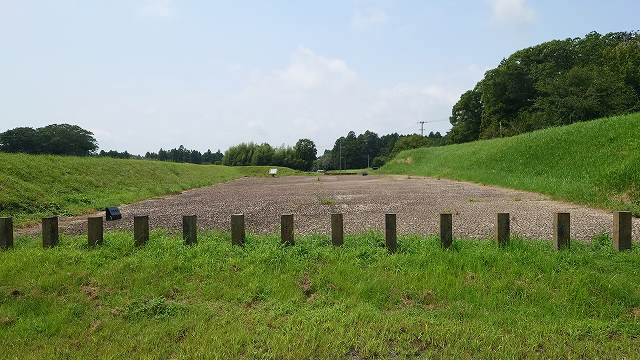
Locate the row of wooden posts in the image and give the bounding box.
[0,211,634,251]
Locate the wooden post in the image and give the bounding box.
[0,217,13,250]
[554,213,570,250]
[281,214,294,246]
[87,216,103,247]
[496,213,510,247]
[183,215,197,245]
[134,215,149,247]
[385,213,397,253]
[613,211,632,251]
[42,216,59,248]
[331,213,344,246]
[440,213,453,249]
[231,214,245,246]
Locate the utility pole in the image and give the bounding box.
[418,121,427,136]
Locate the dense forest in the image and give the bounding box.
[448,31,640,143]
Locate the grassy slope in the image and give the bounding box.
[1,232,640,358]
[0,153,297,225]
[381,113,640,215]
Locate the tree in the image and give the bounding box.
[379,133,400,158]
[211,150,224,164]
[223,143,254,166]
[447,31,640,143]
[357,130,381,167]
[294,139,317,171]
[158,148,168,161]
[391,135,432,155]
[448,89,482,143]
[0,124,97,156]
[38,124,98,155]
[531,65,636,128]
[0,127,40,153]
[251,143,274,166]
[313,150,333,170]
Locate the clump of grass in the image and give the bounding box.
[1,231,640,358]
[125,297,185,320]
[381,113,640,215]
[319,197,336,206]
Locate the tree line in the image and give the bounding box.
[447,31,640,143]
[144,147,224,164]
[315,131,443,170]
[0,123,443,170]
[97,147,224,164]
[220,131,444,171]
[222,139,317,171]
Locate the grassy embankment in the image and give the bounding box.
[0,152,297,226]
[1,231,640,358]
[381,113,640,215]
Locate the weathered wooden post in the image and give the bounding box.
[134,215,149,247]
[42,216,59,248]
[87,216,103,247]
[553,212,570,250]
[440,213,453,249]
[0,217,13,250]
[385,213,397,253]
[231,214,245,246]
[613,211,632,251]
[331,213,344,246]
[496,213,510,247]
[281,214,294,246]
[183,215,197,245]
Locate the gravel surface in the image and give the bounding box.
[48,175,639,241]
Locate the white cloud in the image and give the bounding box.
[275,47,357,90]
[488,0,536,25]
[352,8,388,30]
[139,0,172,17]
[67,48,471,153]
[207,48,462,150]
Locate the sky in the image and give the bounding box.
[1,0,638,154]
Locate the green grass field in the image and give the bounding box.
[0,153,297,226]
[1,231,640,358]
[381,112,640,215]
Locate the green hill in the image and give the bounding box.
[381,112,640,215]
[0,153,295,225]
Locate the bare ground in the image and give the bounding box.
[34,175,640,241]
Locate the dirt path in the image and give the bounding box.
[27,175,640,241]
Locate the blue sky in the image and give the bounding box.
[1,0,638,153]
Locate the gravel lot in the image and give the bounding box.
[54,175,639,241]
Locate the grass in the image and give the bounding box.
[2,231,640,358]
[0,153,298,226]
[318,196,337,206]
[381,112,640,215]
